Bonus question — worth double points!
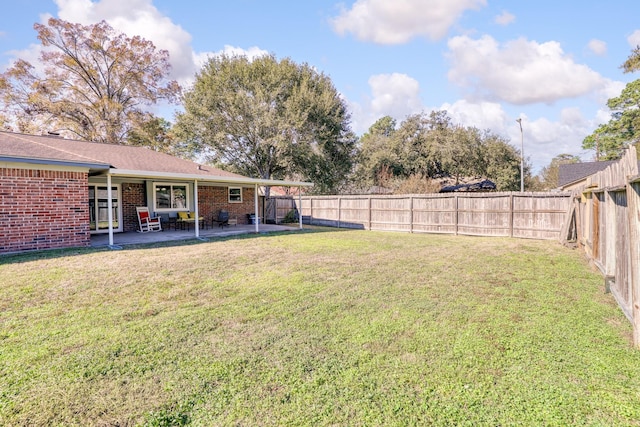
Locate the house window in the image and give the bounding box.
[228,187,242,203]
[154,183,188,210]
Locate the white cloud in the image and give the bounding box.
[440,100,508,133]
[511,108,609,170]
[193,46,269,71]
[331,0,486,44]
[494,11,515,26]
[628,30,640,47]
[216,45,269,61]
[432,100,601,171]
[594,108,612,125]
[446,35,606,105]
[587,39,607,56]
[598,79,625,103]
[369,73,422,114]
[348,72,423,134]
[4,44,44,70]
[436,101,590,171]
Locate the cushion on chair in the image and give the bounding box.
[178,212,190,220]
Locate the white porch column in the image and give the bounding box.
[194,179,200,238]
[107,174,114,247]
[254,184,259,233]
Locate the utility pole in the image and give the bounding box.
[516,118,524,192]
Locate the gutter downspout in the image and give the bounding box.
[254,184,259,233]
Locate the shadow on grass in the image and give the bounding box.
[0,226,347,265]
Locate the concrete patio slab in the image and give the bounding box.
[91,224,298,248]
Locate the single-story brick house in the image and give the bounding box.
[0,131,312,254]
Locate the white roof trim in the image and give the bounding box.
[107,168,314,187]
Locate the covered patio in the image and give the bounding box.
[91,223,299,248]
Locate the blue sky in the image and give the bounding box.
[2,0,640,173]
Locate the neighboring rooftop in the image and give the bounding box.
[557,161,617,187]
[440,179,497,193]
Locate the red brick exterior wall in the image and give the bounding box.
[197,186,260,224]
[122,183,146,232]
[0,168,90,254]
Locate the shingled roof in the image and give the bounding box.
[557,161,617,187]
[0,131,242,178]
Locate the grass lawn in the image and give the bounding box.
[1,229,640,426]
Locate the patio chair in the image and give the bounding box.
[214,210,230,228]
[177,211,205,230]
[136,207,162,232]
[158,213,177,230]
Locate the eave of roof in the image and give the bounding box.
[105,168,314,187]
[0,155,110,170]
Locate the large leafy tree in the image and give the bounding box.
[355,116,400,187]
[582,80,640,160]
[174,54,356,195]
[0,18,180,144]
[482,133,524,191]
[583,48,640,160]
[127,114,184,155]
[353,111,525,192]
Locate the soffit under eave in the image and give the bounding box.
[103,168,314,188]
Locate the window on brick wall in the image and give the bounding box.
[228,187,242,203]
[154,183,189,210]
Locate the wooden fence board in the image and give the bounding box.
[628,181,640,345]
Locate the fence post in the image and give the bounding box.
[454,195,459,236]
[410,196,414,233]
[338,197,341,229]
[509,193,514,237]
[368,197,372,230]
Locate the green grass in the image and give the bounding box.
[1,229,639,426]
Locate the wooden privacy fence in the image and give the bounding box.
[268,192,572,240]
[570,145,640,346]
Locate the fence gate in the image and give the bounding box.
[265,196,299,224]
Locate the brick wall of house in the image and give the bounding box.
[0,168,89,254]
[198,186,260,224]
[122,183,146,232]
